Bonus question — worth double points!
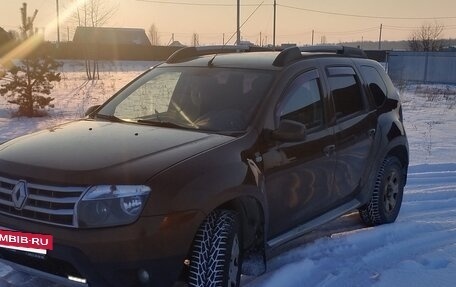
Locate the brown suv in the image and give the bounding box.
[0,46,408,287]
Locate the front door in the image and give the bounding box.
[262,69,336,238]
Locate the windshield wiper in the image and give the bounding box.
[95,114,124,122]
[136,119,195,130]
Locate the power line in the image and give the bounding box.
[382,24,456,33]
[315,27,379,36]
[278,4,456,20]
[136,0,264,7]
[224,1,265,45]
[385,24,456,29]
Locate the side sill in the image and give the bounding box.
[267,199,361,248]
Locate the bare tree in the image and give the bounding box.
[320,35,327,44]
[20,2,38,39]
[73,0,117,27]
[71,0,118,80]
[148,23,160,46]
[408,23,444,52]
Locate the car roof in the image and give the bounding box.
[159,46,369,70]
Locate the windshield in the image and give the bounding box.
[96,66,274,132]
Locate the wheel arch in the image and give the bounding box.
[357,136,409,207]
[216,195,267,276]
[386,144,409,185]
[185,195,267,277]
[217,196,266,253]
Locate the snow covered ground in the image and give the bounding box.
[0,61,455,286]
[243,164,456,287]
[0,60,159,144]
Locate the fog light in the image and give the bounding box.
[68,275,87,284]
[138,269,150,284]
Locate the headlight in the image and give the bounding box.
[76,185,151,228]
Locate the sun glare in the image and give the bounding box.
[0,0,89,70]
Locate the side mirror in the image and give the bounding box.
[85,105,101,117]
[272,120,307,142]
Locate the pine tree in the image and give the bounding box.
[0,3,61,117]
[0,56,61,117]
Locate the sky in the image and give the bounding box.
[1,0,456,46]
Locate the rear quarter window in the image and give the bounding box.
[360,65,388,107]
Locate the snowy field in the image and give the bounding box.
[0,61,455,286]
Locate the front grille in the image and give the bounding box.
[0,176,86,227]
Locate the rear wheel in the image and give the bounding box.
[188,210,242,287]
[359,156,404,226]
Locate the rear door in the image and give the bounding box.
[325,65,377,201]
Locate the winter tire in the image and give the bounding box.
[188,210,242,287]
[359,156,404,226]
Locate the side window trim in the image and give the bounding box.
[326,65,368,122]
[326,66,356,77]
[275,69,325,131]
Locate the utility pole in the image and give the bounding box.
[273,0,276,48]
[222,33,225,45]
[378,23,383,50]
[56,0,60,44]
[236,0,241,45]
[260,32,262,46]
[311,30,314,45]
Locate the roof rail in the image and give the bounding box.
[166,45,271,63]
[272,46,302,67]
[272,45,368,67]
[300,45,367,58]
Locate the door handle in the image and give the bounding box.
[368,129,376,138]
[323,145,336,157]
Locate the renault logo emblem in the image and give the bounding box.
[12,180,28,210]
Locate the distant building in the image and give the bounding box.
[0,27,13,46]
[73,27,151,46]
[169,40,185,47]
[239,40,254,46]
[281,43,297,49]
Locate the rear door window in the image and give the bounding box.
[327,67,366,120]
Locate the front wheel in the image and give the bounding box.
[188,210,242,287]
[359,156,405,226]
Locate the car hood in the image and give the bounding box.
[0,120,233,185]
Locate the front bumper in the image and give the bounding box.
[0,210,203,287]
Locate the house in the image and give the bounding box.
[73,27,151,46]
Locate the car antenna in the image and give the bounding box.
[207,1,265,67]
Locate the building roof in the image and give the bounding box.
[73,27,151,46]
